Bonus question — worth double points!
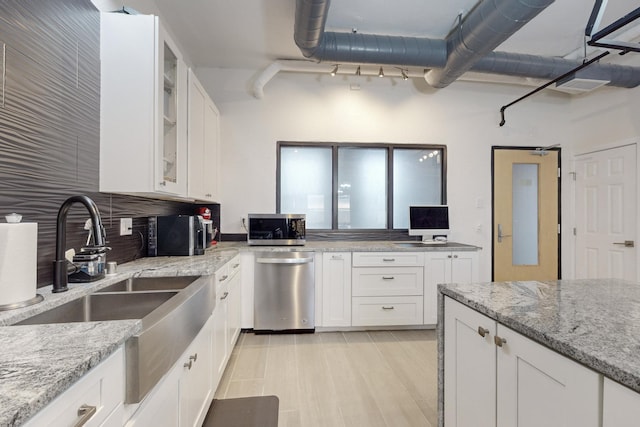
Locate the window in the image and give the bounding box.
[278,142,446,230]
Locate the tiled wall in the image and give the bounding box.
[0,0,219,287]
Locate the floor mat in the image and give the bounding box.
[202,395,279,427]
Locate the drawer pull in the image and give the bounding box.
[382,276,395,280]
[220,291,229,300]
[494,335,507,347]
[232,263,240,269]
[184,360,193,370]
[331,255,342,260]
[218,274,228,282]
[382,306,395,310]
[189,353,198,362]
[477,326,490,338]
[382,258,396,262]
[74,404,97,427]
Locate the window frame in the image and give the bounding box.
[276,141,447,231]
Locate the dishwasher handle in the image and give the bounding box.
[256,257,313,265]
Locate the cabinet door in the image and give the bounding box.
[213,281,229,391]
[450,251,478,284]
[179,317,213,427]
[126,367,180,427]
[227,267,242,349]
[496,324,600,427]
[603,377,640,427]
[322,252,352,327]
[444,298,496,427]
[202,98,220,201]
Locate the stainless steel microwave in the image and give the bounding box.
[247,213,306,246]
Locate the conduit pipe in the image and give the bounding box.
[293,0,640,90]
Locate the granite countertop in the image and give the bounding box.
[439,279,640,393]
[0,247,239,427]
[216,239,480,252]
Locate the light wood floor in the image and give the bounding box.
[214,329,438,427]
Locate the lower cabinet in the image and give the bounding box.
[127,317,213,427]
[603,377,640,427]
[24,347,125,427]
[444,297,600,427]
[321,252,352,327]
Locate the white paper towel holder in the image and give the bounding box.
[0,294,44,311]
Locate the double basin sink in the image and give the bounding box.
[17,275,214,403]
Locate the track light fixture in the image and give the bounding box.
[330,64,338,76]
[355,66,361,76]
[378,67,384,78]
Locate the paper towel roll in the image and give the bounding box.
[0,223,38,306]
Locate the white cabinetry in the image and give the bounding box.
[187,69,220,202]
[213,255,242,391]
[321,252,352,327]
[24,348,125,427]
[444,297,600,427]
[424,251,478,324]
[100,13,188,198]
[603,378,640,427]
[351,252,424,326]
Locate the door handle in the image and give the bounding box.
[613,240,635,248]
[497,224,512,243]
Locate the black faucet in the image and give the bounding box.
[52,195,106,293]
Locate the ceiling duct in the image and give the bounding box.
[293,0,640,90]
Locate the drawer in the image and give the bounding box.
[352,252,424,267]
[215,263,229,291]
[352,296,424,326]
[227,255,241,279]
[352,267,423,296]
[25,347,124,427]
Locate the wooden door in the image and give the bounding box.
[493,148,559,281]
[444,298,496,427]
[574,144,637,280]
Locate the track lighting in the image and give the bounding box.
[330,64,338,76]
[355,66,361,76]
[401,69,408,80]
[378,67,384,78]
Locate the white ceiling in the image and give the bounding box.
[153,0,640,72]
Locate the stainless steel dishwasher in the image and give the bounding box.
[254,251,315,333]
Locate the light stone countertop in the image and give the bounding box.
[0,240,477,426]
[438,279,640,393]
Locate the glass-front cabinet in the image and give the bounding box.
[100,13,187,198]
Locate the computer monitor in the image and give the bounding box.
[408,205,449,241]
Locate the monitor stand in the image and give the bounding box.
[421,235,447,244]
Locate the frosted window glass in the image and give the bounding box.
[512,163,539,265]
[338,147,386,229]
[393,148,443,228]
[280,147,332,229]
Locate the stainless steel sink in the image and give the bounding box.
[15,274,215,404]
[16,292,178,325]
[95,276,199,293]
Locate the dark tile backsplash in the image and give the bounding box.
[0,0,220,287]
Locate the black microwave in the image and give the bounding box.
[148,215,205,256]
[247,214,306,246]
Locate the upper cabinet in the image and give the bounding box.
[187,70,220,202]
[100,13,188,198]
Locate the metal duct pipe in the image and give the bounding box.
[425,0,555,88]
[293,0,640,90]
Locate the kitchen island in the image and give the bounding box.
[438,278,640,427]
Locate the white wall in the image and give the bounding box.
[197,68,577,282]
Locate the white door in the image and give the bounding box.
[575,144,637,280]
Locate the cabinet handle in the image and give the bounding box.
[453,255,458,258]
[382,276,395,280]
[219,275,228,282]
[382,306,395,310]
[220,291,229,300]
[494,335,507,347]
[74,404,97,427]
[331,255,342,260]
[382,258,395,262]
[189,353,198,362]
[159,181,166,186]
[477,326,490,337]
[447,255,452,258]
[184,360,193,370]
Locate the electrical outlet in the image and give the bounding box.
[120,218,133,236]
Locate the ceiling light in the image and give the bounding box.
[355,66,361,76]
[378,67,384,78]
[330,64,338,76]
[401,69,408,80]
